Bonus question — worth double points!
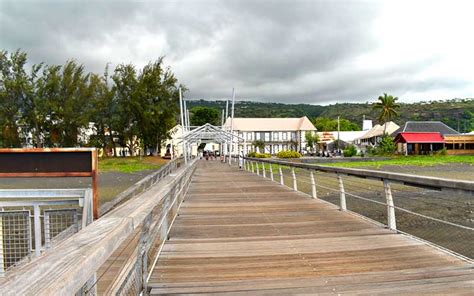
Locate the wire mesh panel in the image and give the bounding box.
[0,210,32,273]
[44,209,79,249]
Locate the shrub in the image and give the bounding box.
[435,147,448,156]
[343,145,357,157]
[247,151,270,158]
[276,150,302,158]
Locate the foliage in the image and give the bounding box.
[99,156,166,173]
[373,93,400,134]
[322,155,474,168]
[0,50,182,153]
[312,117,360,131]
[277,150,302,158]
[371,135,396,156]
[191,106,220,126]
[343,145,357,157]
[247,151,271,158]
[435,147,448,156]
[186,99,474,134]
[305,131,319,151]
[253,140,265,152]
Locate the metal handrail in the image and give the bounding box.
[243,156,474,261]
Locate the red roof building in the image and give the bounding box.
[394,132,445,155]
[394,132,445,144]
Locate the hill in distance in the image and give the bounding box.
[187,98,474,133]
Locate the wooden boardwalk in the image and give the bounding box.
[148,160,473,295]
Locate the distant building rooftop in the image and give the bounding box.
[392,121,459,136]
[394,132,445,144]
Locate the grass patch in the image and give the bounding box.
[322,155,474,168]
[99,157,168,173]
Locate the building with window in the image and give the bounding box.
[224,117,317,154]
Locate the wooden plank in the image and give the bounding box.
[148,160,473,295]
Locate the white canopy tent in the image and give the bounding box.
[177,123,246,165]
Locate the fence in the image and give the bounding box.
[243,157,474,260]
[0,188,93,276]
[0,158,197,295]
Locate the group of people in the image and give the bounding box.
[199,150,245,171]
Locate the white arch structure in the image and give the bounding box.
[178,123,246,165]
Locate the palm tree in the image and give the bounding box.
[373,93,400,135]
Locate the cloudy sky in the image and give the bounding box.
[1,0,473,104]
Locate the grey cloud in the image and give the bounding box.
[0,0,471,104]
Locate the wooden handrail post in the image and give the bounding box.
[269,164,274,181]
[337,174,347,211]
[310,171,317,199]
[251,161,255,173]
[279,166,284,185]
[262,162,266,178]
[384,180,397,230]
[256,162,260,175]
[291,168,298,191]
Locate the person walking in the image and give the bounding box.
[239,151,244,170]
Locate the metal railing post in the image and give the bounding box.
[291,168,298,191]
[310,171,317,199]
[33,205,42,257]
[261,162,266,178]
[256,162,260,175]
[251,161,255,173]
[269,164,274,181]
[384,180,397,230]
[337,174,347,211]
[279,166,284,185]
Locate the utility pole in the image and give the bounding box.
[179,88,187,164]
[337,116,340,154]
[229,88,235,165]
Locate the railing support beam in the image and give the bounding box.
[279,166,284,185]
[310,171,317,199]
[338,174,346,211]
[262,162,266,178]
[384,180,397,231]
[269,164,274,181]
[291,168,298,191]
[256,162,260,175]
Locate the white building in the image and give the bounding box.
[355,121,400,146]
[224,117,317,154]
[160,125,198,158]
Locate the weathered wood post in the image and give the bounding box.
[261,162,266,178]
[310,170,317,199]
[256,162,260,175]
[337,174,347,211]
[269,164,274,181]
[291,168,298,191]
[383,180,397,230]
[279,166,284,185]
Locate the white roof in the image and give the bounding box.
[357,122,400,140]
[224,117,316,132]
[317,131,366,143]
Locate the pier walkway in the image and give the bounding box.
[148,160,473,295]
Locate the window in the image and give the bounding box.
[273,132,279,141]
[291,132,297,140]
[256,133,260,140]
[282,132,287,140]
[265,132,270,141]
[246,132,252,141]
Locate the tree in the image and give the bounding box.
[190,106,219,126]
[253,140,265,153]
[305,131,319,152]
[373,93,400,134]
[312,117,360,131]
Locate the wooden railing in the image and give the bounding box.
[0,158,197,295]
